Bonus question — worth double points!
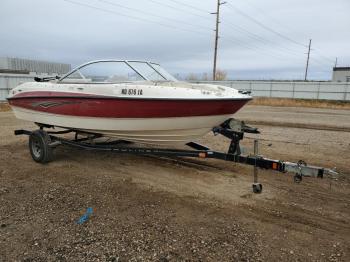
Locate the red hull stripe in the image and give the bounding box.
[11,91,98,98]
[8,92,250,118]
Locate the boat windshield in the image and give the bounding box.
[59,60,177,83]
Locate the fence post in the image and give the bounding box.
[5,76,9,100]
[317,82,320,100]
[292,82,295,98]
[270,82,272,98]
[344,84,348,101]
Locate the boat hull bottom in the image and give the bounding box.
[11,107,234,144]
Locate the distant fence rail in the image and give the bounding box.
[0,74,39,101]
[1,76,349,101]
[191,81,350,101]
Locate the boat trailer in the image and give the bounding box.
[14,118,338,194]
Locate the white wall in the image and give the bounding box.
[191,81,350,101]
[0,74,38,101]
[332,70,350,82]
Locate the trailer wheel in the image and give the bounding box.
[29,130,53,163]
[252,183,262,194]
[294,173,303,183]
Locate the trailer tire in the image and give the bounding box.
[252,183,262,194]
[29,130,53,163]
[294,173,302,183]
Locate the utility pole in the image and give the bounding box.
[334,57,338,68]
[304,39,312,81]
[212,0,226,80]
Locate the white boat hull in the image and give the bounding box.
[12,106,234,143]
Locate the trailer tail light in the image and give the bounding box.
[199,152,206,158]
[272,162,278,170]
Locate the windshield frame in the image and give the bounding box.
[58,60,177,83]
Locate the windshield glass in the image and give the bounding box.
[60,61,143,83]
[128,61,166,81]
[151,63,178,82]
[59,61,177,83]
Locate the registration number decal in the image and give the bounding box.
[121,89,143,95]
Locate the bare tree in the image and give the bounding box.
[173,73,182,80]
[185,73,199,81]
[181,71,227,81]
[215,69,227,80]
[201,72,209,81]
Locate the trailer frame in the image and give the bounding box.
[14,118,338,194]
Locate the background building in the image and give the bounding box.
[0,57,71,101]
[332,67,350,82]
[0,57,71,75]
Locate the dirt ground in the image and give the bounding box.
[0,105,349,261]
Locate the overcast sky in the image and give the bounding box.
[1,0,349,80]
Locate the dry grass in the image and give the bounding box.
[0,102,11,112]
[249,97,350,110]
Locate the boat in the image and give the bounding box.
[7,60,251,144]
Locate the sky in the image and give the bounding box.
[0,0,349,80]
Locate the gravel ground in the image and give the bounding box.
[0,105,349,261]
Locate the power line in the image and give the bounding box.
[228,0,336,64]
[221,27,301,59]
[312,49,335,63]
[210,0,306,78]
[221,17,332,64]
[226,2,307,48]
[144,0,301,71]
[146,0,212,21]
[99,0,209,31]
[220,21,314,62]
[310,57,333,71]
[151,0,300,58]
[150,0,331,66]
[61,0,209,36]
[222,23,305,57]
[61,0,334,76]
[166,0,210,14]
[63,0,289,63]
[224,25,334,68]
[221,37,301,62]
[242,0,302,37]
[221,36,333,78]
[221,7,305,56]
[161,0,309,59]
